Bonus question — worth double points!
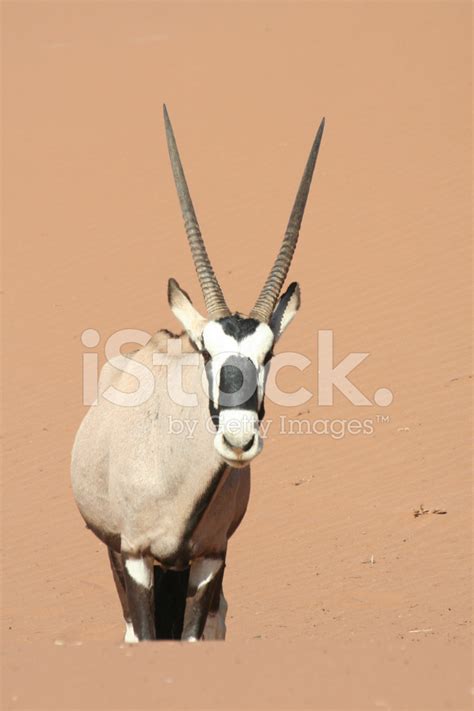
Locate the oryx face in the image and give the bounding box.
[164,106,324,467]
[202,316,273,464]
[169,280,300,467]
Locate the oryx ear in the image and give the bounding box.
[168,278,207,345]
[269,282,301,341]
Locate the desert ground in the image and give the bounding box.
[1,2,472,709]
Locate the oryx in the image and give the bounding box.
[71,107,324,642]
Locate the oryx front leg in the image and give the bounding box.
[108,548,139,643]
[122,554,155,641]
[203,564,227,640]
[182,558,224,642]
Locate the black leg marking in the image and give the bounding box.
[122,554,155,641]
[203,560,227,640]
[108,547,130,624]
[154,567,190,640]
[182,558,224,641]
[208,564,225,616]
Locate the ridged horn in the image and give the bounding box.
[163,105,231,319]
[250,118,325,322]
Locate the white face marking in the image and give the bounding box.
[257,363,267,409]
[124,621,139,644]
[203,321,274,367]
[214,427,262,466]
[218,409,259,448]
[203,321,274,410]
[125,557,153,589]
[189,558,222,592]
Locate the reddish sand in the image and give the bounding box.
[2,2,472,709]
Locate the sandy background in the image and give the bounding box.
[2,1,472,709]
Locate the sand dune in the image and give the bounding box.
[2,2,471,709]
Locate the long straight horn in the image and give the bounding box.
[250,118,325,322]
[163,105,230,319]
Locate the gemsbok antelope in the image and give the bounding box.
[71,106,324,642]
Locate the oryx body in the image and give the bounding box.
[71,107,324,642]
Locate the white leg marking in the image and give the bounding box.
[189,558,222,592]
[125,557,153,589]
[124,620,139,644]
